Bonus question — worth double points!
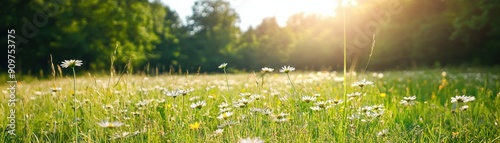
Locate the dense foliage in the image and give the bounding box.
[1,0,499,74]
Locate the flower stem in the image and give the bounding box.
[223,68,230,101]
[260,74,265,93]
[286,73,297,94]
[72,67,78,142]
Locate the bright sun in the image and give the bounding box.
[270,0,338,17]
[240,0,358,26]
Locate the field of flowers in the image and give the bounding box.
[1,65,499,142]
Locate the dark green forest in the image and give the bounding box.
[2,0,499,75]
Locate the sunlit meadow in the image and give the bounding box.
[1,66,500,142]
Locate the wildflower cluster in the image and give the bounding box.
[216,102,239,129]
[350,104,385,122]
[18,59,495,142]
[217,102,233,120]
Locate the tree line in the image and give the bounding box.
[1,0,499,75]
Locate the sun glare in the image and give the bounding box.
[238,0,358,26]
[341,0,358,7]
[274,0,339,17]
[294,0,339,16]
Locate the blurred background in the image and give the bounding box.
[1,0,499,76]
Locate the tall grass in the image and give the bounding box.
[1,68,499,142]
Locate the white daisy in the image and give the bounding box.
[400,96,417,106]
[218,102,230,108]
[272,113,289,122]
[236,98,252,105]
[103,104,114,110]
[135,100,149,107]
[239,92,252,97]
[189,96,201,101]
[347,92,363,98]
[301,96,317,103]
[218,107,231,112]
[165,90,180,98]
[131,111,141,116]
[377,73,384,78]
[310,106,322,111]
[279,66,295,73]
[215,129,224,135]
[360,106,374,113]
[110,132,130,140]
[239,137,264,143]
[351,79,373,87]
[451,95,475,103]
[155,99,166,103]
[377,129,389,137]
[34,91,43,95]
[261,109,273,116]
[60,59,83,68]
[250,94,263,100]
[218,63,228,69]
[97,121,124,128]
[327,99,343,105]
[372,104,384,111]
[176,88,193,96]
[217,112,233,120]
[314,101,329,109]
[460,105,469,111]
[261,67,274,73]
[190,100,206,109]
[233,102,247,108]
[403,96,417,101]
[50,87,62,92]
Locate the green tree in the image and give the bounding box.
[184,0,241,71]
[448,0,500,65]
[1,0,171,74]
[147,1,187,73]
[232,26,259,70]
[254,17,293,68]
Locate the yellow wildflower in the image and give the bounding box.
[379,93,386,97]
[189,122,201,130]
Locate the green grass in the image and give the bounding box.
[1,69,499,142]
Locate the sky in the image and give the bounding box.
[160,0,352,30]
